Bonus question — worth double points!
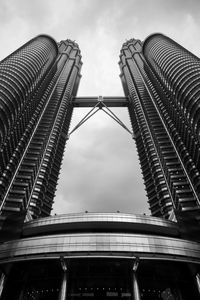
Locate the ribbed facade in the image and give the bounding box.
[119,35,200,219]
[1,33,200,300]
[0,36,82,224]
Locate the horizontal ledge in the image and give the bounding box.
[1,233,200,262]
[1,252,200,266]
[23,213,179,238]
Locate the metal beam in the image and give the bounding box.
[73,96,128,107]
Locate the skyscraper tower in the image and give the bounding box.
[119,34,200,219]
[0,35,82,225]
[1,34,200,300]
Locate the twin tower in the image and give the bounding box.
[1,34,200,299]
[0,34,200,222]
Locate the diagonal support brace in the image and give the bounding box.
[68,96,135,139]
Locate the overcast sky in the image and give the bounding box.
[1,0,200,215]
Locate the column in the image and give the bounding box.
[58,257,68,300]
[59,272,67,300]
[195,273,200,294]
[0,273,6,298]
[132,258,141,300]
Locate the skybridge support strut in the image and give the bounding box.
[70,96,135,138]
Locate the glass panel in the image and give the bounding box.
[1,260,61,300]
[68,259,132,300]
[138,260,199,300]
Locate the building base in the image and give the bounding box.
[0,212,200,299]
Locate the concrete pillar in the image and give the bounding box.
[0,273,6,298]
[132,272,141,300]
[18,289,25,300]
[132,258,141,300]
[58,271,67,300]
[58,257,68,300]
[195,273,200,294]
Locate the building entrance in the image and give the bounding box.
[68,259,132,300]
[1,258,200,299]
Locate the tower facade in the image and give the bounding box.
[119,34,200,219]
[0,34,200,300]
[0,35,82,225]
